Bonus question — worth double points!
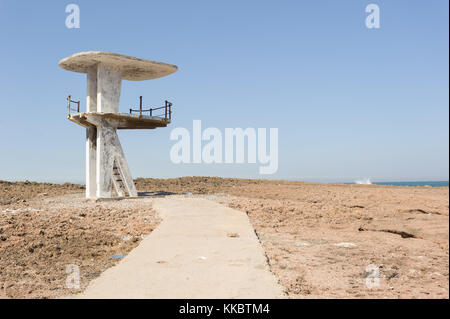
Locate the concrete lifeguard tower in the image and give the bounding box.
[59,51,177,199]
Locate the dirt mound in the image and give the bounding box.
[0,180,83,205]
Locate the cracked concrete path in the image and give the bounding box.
[80,196,285,298]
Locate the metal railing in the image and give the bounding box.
[129,96,172,121]
[67,95,80,116]
[67,95,172,121]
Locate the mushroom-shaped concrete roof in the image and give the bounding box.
[59,51,178,81]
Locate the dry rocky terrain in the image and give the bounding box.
[136,177,449,298]
[0,177,448,298]
[0,180,159,298]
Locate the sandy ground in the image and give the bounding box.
[0,181,159,298]
[138,178,449,298]
[0,177,448,298]
[0,180,83,205]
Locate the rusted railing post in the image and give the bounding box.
[150,108,152,116]
[67,95,71,116]
[169,102,172,120]
[165,100,168,120]
[139,96,143,117]
[77,101,80,113]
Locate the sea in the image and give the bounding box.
[371,181,448,187]
[351,179,448,187]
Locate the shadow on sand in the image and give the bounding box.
[137,191,178,197]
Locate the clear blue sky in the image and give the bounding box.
[0,0,448,183]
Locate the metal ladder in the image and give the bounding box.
[112,160,129,197]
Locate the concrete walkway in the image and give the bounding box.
[80,196,285,298]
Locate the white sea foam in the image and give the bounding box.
[355,178,372,185]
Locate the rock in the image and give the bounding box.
[227,232,239,238]
[334,242,357,248]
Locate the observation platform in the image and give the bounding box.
[59,51,177,199]
[68,112,170,130]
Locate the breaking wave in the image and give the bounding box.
[355,178,372,185]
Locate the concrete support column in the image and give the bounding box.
[97,64,122,113]
[96,122,116,198]
[94,118,138,199]
[87,66,98,112]
[86,66,98,198]
[85,127,97,198]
